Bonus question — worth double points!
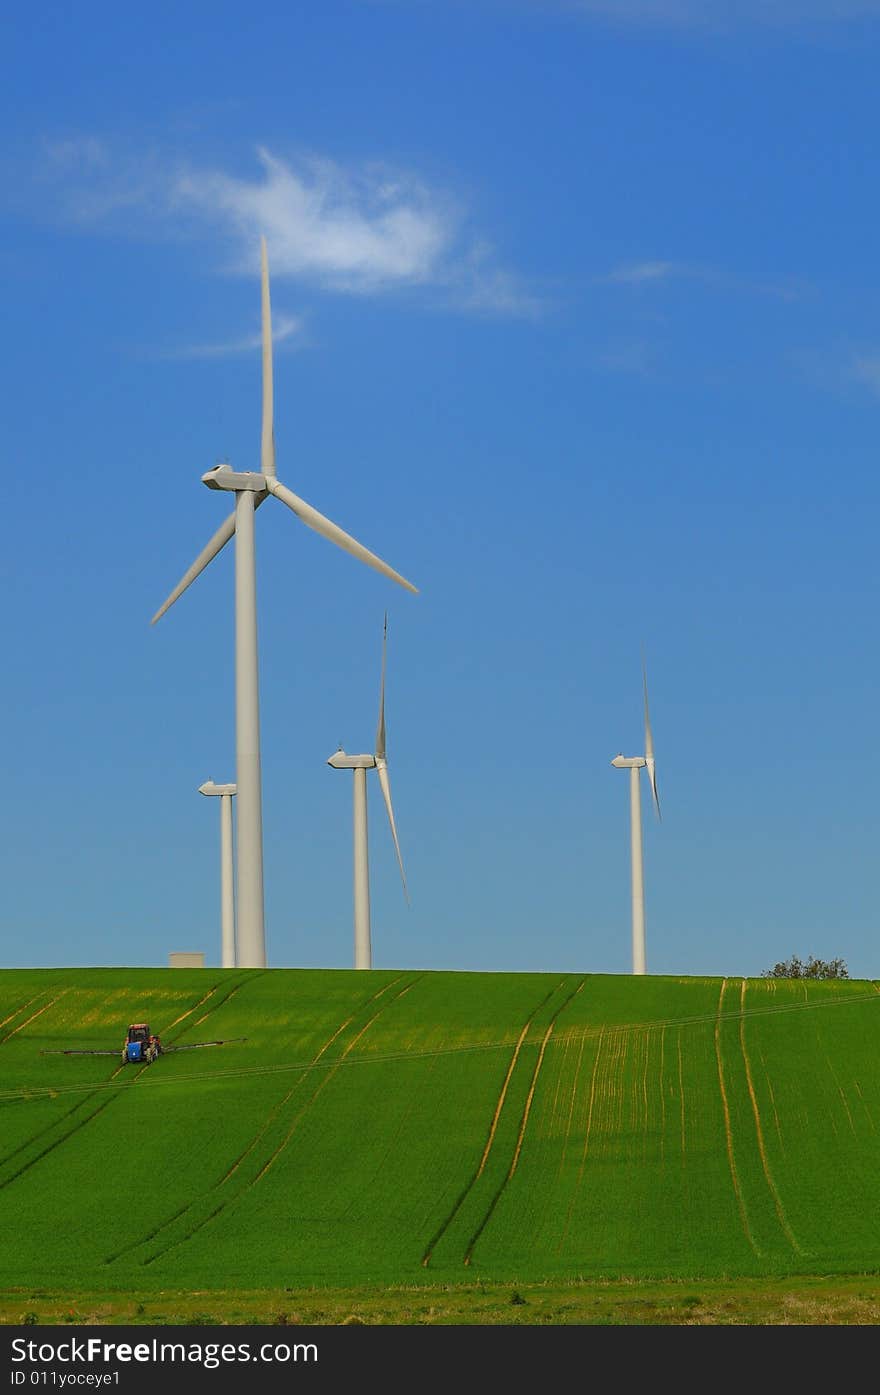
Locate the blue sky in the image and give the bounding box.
[3,0,880,978]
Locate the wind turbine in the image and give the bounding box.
[198,780,237,968]
[327,613,409,969]
[152,237,418,968]
[610,658,661,975]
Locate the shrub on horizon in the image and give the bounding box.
[761,954,849,980]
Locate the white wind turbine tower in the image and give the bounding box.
[327,613,409,969]
[152,237,418,968]
[610,658,661,975]
[198,780,237,968]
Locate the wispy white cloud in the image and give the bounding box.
[43,139,536,316]
[174,147,451,292]
[601,258,804,301]
[170,312,304,360]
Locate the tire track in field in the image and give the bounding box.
[0,1089,112,1169]
[462,977,586,1267]
[420,978,566,1268]
[0,975,250,1171]
[757,1046,785,1153]
[136,974,422,1266]
[556,1024,606,1254]
[0,991,70,1046]
[0,991,56,1036]
[216,992,379,1188]
[251,975,422,1186]
[852,1079,877,1134]
[544,1035,569,1145]
[0,1011,170,1172]
[475,1014,547,1180]
[715,979,760,1256]
[613,1027,629,1134]
[104,1009,361,1264]
[141,975,419,1261]
[823,1054,856,1137]
[737,980,802,1255]
[164,980,229,1035]
[0,975,245,1194]
[509,980,586,1182]
[189,983,246,1032]
[0,989,124,1181]
[557,1023,588,1178]
[509,1015,568,1179]
[640,1027,652,1144]
[103,967,337,1262]
[0,1058,153,1191]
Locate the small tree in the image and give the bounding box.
[761,954,849,980]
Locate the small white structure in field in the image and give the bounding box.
[169,952,206,969]
[611,657,662,976]
[328,613,409,970]
[199,779,237,968]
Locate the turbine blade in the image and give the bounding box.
[646,757,661,821]
[376,758,409,903]
[642,655,661,819]
[151,493,270,624]
[642,656,654,762]
[151,511,236,624]
[260,235,276,478]
[266,478,418,594]
[375,612,388,760]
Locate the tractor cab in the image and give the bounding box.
[123,1023,161,1064]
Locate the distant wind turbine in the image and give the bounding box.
[151,237,418,968]
[328,614,409,969]
[611,658,661,975]
[198,780,237,969]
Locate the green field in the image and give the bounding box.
[1,967,879,1308]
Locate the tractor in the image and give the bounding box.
[122,1023,162,1065]
[42,1026,245,1064]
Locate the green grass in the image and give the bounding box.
[4,1276,880,1326]
[1,967,878,1301]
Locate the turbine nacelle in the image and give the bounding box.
[202,466,267,493]
[327,750,376,770]
[611,755,646,769]
[199,780,237,797]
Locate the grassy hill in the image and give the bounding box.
[1,967,879,1297]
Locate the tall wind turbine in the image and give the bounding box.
[327,613,409,969]
[152,238,418,968]
[610,659,661,975]
[198,780,237,968]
